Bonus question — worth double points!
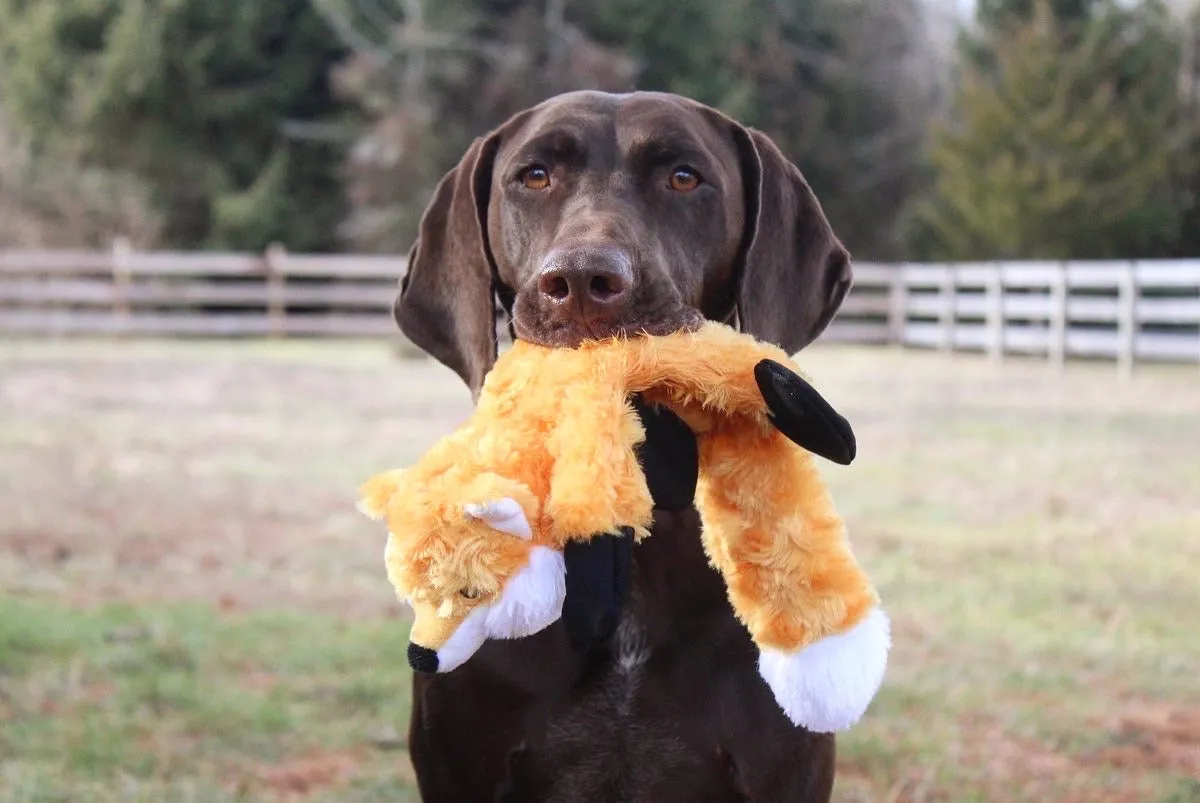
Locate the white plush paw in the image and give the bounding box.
[758,607,891,733]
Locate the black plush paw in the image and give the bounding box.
[631,395,698,512]
[560,399,695,653]
[754,359,856,465]
[561,526,634,651]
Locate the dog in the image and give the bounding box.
[393,90,853,803]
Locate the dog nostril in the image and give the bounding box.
[538,274,571,302]
[407,642,439,673]
[589,274,624,300]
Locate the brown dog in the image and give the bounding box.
[394,90,853,802]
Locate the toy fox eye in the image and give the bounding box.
[459,588,480,600]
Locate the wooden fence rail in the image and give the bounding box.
[834,260,1200,373]
[0,240,404,339]
[2,242,1198,371]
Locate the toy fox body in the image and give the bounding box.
[359,321,890,733]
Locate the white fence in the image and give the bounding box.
[829,260,1200,372]
[0,243,403,338]
[1,244,1198,371]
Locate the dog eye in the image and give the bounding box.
[518,165,551,191]
[668,167,701,193]
[459,587,480,600]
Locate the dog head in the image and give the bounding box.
[394,90,852,398]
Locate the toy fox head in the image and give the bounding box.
[358,469,565,674]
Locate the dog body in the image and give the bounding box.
[394,90,853,802]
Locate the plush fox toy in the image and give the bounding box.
[358,321,890,733]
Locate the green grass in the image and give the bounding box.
[0,595,418,801]
[812,351,1200,802]
[2,337,1198,801]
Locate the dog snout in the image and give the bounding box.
[536,246,633,321]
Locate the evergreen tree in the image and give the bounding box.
[1175,5,1200,257]
[976,0,1098,29]
[914,0,1196,260]
[0,0,351,251]
[0,106,161,248]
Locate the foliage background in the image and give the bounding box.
[2,0,1196,260]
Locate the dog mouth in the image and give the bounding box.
[511,307,704,349]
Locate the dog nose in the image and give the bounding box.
[407,642,439,673]
[537,247,633,317]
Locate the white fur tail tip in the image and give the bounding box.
[758,607,891,733]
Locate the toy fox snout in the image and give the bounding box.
[407,642,440,672]
[400,540,568,675]
[375,494,568,675]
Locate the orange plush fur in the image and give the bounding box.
[359,321,889,732]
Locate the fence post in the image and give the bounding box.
[1048,262,1067,373]
[985,265,1004,363]
[939,265,956,353]
[265,243,287,338]
[111,237,132,337]
[1116,261,1137,379]
[887,266,908,348]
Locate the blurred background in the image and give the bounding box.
[1,0,1198,801]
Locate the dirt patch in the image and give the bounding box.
[975,728,1077,780]
[952,716,1079,781]
[0,343,471,621]
[251,750,363,800]
[6,530,77,565]
[35,680,118,716]
[236,671,282,693]
[137,730,202,769]
[913,704,1200,802]
[0,501,406,620]
[1087,704,1200,777]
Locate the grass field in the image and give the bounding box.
[1,337,1197,802]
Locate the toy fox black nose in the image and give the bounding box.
[407,643,439,673]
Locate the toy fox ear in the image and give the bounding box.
[754,359,856,465]
[464,498,533,540]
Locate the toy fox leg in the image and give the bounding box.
[694,425,890,733]
[623,323,797,422]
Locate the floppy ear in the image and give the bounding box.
[728,125,854,354]
[395,128,510,398]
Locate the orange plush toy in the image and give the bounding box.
[358,321,890,733]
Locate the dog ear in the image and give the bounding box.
[726,124,853,354]
[395,116,526,398]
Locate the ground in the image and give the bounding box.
[1,337,1197,802]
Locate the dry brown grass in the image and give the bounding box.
[1,337,1197,801]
